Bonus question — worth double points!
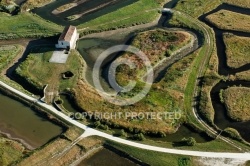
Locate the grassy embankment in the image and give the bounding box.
[206,10,250,33]
[174,0,221,18]
[0,12,62,39]
[0,45,22,71]
[223,0,250,9]
[77,0,164,35]
[168,9,218,127]
[222,87,250,122]
[75,30,198,135]
[198,50,221,125]
[15,47,84,92]
[223,33,250,69]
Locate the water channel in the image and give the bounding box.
[32,0,137,26]
[199,3,250,142]
[3,0,250,160]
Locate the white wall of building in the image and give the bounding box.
[55,28,78,49]
[56,41,70,49]
[69,30,78,49]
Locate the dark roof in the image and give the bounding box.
[59,25,76,42]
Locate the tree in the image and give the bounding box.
[115,129,127,137]
[186,137,196,146]
[94,121,101,128]
[133,133,145,141]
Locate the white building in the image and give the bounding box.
[55,25,79,50]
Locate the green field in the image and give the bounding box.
[206,10,250,33]
[15,47,84,91]
[77,0,162,34]
[223,33,250,69]
[0,12,62,39]
[223,87,250,122]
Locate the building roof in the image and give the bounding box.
[59,25,76,42]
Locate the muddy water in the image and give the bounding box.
[78,148,137,166]
[199,4,250,142]
[0,92,63,148]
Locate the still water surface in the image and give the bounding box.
[0,92,63,148]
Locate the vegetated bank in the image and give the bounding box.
[234,70,250,81]
[222,87,250,122]
[174,0,222,18]
[115,29,195,82]
[205,9,250,33]
[223,33,250,69]
[21,0,53,10]
[223,0,250,9]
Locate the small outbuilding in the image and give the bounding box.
[55,25,79,50]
